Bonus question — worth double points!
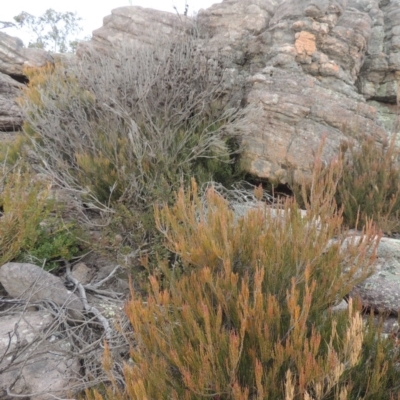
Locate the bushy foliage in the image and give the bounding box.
[0,169,50,265]
[0,168,81,270]
[17,218,81,270]
[335,135,400,234]
[87,158,400,399]
[19,34,244,256]
[290,135,400,235]
[0,134,30,166]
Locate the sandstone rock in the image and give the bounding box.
[231,200,309,223]
[0,32,53,77]
[357,0,400,103]
[196,0,274,65]
[77,6,191,56]
[351,237,400,315]
[0,31,53,131]
[0,311,80,400]
[0,311,54,356]
[0,71,23,131]
[78,1,399,184]
[0,263,84,320]
[199,0,396,183]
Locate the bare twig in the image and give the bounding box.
[65,262,113,340]
[1,262,130,398]
[85,264,121,289]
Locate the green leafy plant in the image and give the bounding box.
[0,169,50,265]
[17,219,81,270]
[0,168,82,270]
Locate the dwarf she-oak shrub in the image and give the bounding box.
[88,158,400,399]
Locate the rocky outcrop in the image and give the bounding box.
[79,0,400,183]
[0,72,24,131]
[198,0,400,183]
[0,32,53,131]
[77,6,192,55]
[0,32,53,77]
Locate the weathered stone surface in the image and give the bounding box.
[0,71,23,131]
[0,263,84,320]
[0,311,54,355]
[77,6,192,55]
[351,237,400,315]
[0,32,53,77]
[0,311,80,400]
[199,0,397,183]
[0,31,53,131]
[78,0,400,183]
[356,0,400,102]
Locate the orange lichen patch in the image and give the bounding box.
[295,31,316,55]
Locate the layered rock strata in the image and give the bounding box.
[0,32,53,131]
[80,0,400,183]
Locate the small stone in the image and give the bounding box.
[0,262,84,320]
[72,262,93,285]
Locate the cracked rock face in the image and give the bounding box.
[80,0,400,183]
[198,0,399,183]
[0,72,24,131]
[0,32,53,132]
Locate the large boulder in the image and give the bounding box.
[0,31,53,132]
[0,32,53,77]
[79,0,400,183]
[197,0,399,183]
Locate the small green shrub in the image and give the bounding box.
[335,135,400,234]
[0,134,25,165]
[0,168,82,270]
[0,169,50,265]
[17,219,81,270]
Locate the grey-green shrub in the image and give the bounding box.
[19,31,245,253]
